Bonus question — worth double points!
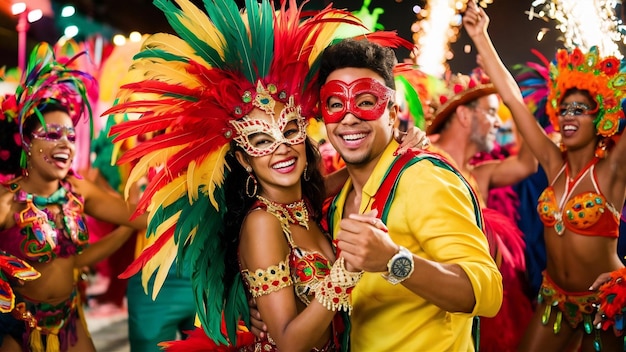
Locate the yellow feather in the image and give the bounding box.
[185,227,198,248]
[123,147,183,200]
[140,213,181,295]
[151,247,178,300]
[174,0,226,58]
[124,58,203,88]
[187,144,228,204]
[204,144,230,210]
[142,33,208,65]
[305,12,366,66]
[150,175,188,212]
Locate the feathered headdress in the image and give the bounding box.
[0,43,94,170]
[105,0,411,346]
[547,46,626,137]
[514,49,552,130]
[394,65,446,130]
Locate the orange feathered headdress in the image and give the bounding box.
[547,46,626,137]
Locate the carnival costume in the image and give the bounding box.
[104,0,409,349]
[0,43,94,352]
[519,46,626,350]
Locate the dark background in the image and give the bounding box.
[0,0,618,74]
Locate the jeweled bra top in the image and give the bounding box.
[241,196,332,306]
[537,158,619,237]
[0,179,89,263]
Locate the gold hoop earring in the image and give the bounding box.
[245,167,257,198]
[303,162,310,181]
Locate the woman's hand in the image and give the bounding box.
[395,125,429,155]
[591,270,626,336]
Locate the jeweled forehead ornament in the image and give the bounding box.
[230,81,308,157]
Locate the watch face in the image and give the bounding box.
[391,257,412,278]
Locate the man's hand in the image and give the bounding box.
[335,210,399,273]
[248,297,268,339]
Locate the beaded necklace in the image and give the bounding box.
[256,195,310,235]
[8,179,87,247]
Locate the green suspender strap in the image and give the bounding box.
[370,149,483,226]
[331,149,484,351]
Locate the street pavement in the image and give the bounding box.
[86,307,130,352]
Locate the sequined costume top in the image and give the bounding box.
[537,158,619,237]
[241,197,332,306]
[0,179,89,263]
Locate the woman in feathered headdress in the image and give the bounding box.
[464,1,626,350]
[105,0,415,350]
[0,43,147,352]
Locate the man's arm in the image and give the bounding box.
[473,135,538,190]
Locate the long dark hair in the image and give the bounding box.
[0,101,69,176]
[220,137,326,297]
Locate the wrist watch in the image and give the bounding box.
[382,246,414,285]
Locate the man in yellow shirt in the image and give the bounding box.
[318,38,503,351]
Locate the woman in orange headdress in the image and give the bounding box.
[464,2,626,350]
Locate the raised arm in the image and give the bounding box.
[473,133,538,190]
[67,175,147,230]
[74,226,136,268]
[463,2,562,175]
[608,127,626,188]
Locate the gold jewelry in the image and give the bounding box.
[256,195,310,232]
[242,254,293,297]
[245,172,257,197]
[303,162,310,181]
[315,257,362,314]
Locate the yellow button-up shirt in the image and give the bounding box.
[330,141,503,352]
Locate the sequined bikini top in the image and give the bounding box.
[0,179,89,263]
[537,158,619,237]
[241,196,332,306]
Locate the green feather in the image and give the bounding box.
[396,75,425,129]
[174,184,229,345]
[224,272,250,345]
[204,0,255,81]
[245,0,273,78]
[154,0,224,67]
[148,196,188,239]
[133,48,189,63]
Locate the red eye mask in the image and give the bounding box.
[320,78,395,124]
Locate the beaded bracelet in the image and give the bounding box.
[315,257,363,314]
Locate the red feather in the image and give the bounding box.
[118,226,175,279]
[108,114,177,142]
[159,324,256,351]
[352,31,416,51]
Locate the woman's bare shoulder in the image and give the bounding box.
[0,187,15,229]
